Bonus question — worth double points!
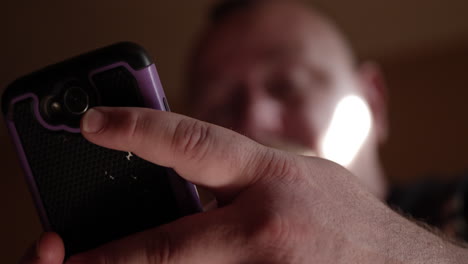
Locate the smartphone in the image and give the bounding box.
[1,42,202,257]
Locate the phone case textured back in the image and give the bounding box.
[2,43,201,256]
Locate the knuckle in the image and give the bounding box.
[171,118,212,162]
[111,110,148,145]
[252,149,299,182]
[97,254,114,264]
[248,211,292,251]
[144,230,174,264]
[125,111,147,142]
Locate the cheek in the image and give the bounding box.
[305,95,338,135]
[282,101,333,149]
[191,88,235,123]
[282,87,343,150]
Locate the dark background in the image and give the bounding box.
[1,1,468,262]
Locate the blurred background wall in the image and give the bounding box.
[1,0,467,262]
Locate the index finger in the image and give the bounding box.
[80,107,278,198]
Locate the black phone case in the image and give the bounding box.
[1,42,202,257]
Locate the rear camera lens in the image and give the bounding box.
[64,87,89,115]
[50,102,62,113]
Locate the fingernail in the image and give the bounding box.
[82,108,106,133]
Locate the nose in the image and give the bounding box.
[237,86,283,142]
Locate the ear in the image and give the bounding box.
[357,62,388,143]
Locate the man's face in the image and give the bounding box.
[190,4,374,167]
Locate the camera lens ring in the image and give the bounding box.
[63,86,89,115]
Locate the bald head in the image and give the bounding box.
[187,0,387,197]
[189,1,356,93]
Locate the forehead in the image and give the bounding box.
[194,3,353,80]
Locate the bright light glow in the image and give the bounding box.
[320,95,372,166]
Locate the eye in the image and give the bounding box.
[266,77,302,104]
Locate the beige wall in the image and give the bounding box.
[1,1,468,262]
[380,43,468,183]
[314,0,468,58]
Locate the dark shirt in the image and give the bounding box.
[387,174,468,241]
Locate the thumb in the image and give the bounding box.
[20,232,65,264]
[65,207,244,264]
[80,107,269,201]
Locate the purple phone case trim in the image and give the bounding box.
[5,63,201,232]
[8,63,170,134]
[89,62,166,110]
[9,93,81,133]
[6,93,52,231]
[90,63,202,211]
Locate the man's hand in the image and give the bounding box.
[20,232,64,264]
[21,107,467,264]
